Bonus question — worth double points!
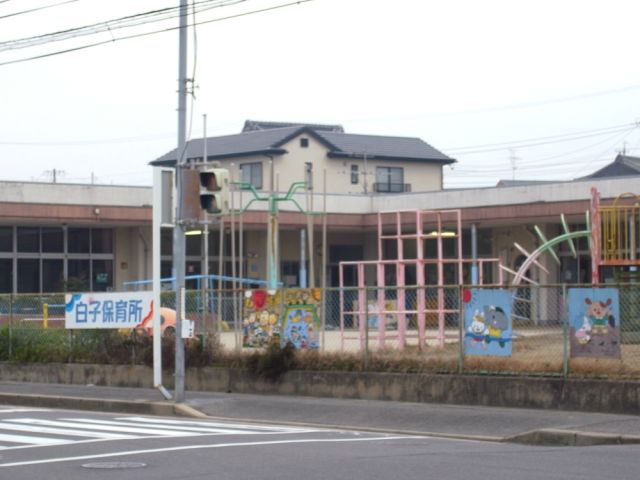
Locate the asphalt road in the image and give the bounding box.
[0,406,638,480]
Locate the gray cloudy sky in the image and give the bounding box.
[1,0,639,189]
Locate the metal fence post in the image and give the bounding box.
[458,286,464,374]
[364,290,369,371]
[8,293,13,360]
[562,283,569,378]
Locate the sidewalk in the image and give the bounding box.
[1,381,639,446]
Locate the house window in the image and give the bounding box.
[375,167,404,193]
[240,162,263,189]
[350,165,359,184]
[300,138,309,148]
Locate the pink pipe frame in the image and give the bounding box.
[339,208,502,350]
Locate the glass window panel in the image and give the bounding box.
[67,259,90,291]
[68,228,90,253]
[17,227,39,253]
[91,228,113,254]
[161,260,173,281]
[240,162,263,189]
[92,260,113,292]
[42,227,64,253]
[186,233,202,256]
[161,229,173,257]
[207,231,220,254]
[42,259,64,292]
[0,259,12,293]
[0,227,12,252]
[186,261,201,289]
[17,259,39,293]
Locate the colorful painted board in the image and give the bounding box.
[242,289,282,348]
[281,288,322,349]
[568,288,620,358]
[463,288,512,356]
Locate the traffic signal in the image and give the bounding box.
[199,168,229,215]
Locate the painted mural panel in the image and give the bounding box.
[463,288,512,356]
[281,288,322,349]
[242,289,282,348]
[242,288,322,349]
[568,288,620,358]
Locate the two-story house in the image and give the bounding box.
[152,120,456,194]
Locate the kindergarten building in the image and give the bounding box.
[0,121,639,302]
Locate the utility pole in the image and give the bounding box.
[509,148,519,181]
[173,0,189,403]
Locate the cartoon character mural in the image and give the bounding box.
[463,289,512,356]
[242,288,322,349]
[568,288,620,358]
[242,289,282,348]
[281,288,322,349]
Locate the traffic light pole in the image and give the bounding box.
[173,0,188,403]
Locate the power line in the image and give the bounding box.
[0,0,243,51]
[447,123,637,155]
[0,0,313,67]
[444,122,636,153]
[0,0,80,20]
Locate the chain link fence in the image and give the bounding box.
[1,284,640,379]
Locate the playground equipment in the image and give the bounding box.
[339,209,503,349]
[508,188,640,286]
[340,188,640,351]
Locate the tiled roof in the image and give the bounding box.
[151,123,455,166]
[581,154,640,179]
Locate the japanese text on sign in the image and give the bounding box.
[65,292,154,329]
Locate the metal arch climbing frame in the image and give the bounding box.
[511,224,591,285]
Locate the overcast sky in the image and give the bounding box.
[1,0,639,189]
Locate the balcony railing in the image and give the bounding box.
[373,182,411,193]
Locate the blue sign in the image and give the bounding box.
[463,289,512,356]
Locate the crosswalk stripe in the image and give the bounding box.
[8,419,195,437]
[116,416,315,433]
[0,421,138,439]
[0,408,50,414]
[0,432,69,447]
[73,418,266,434]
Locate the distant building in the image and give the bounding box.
[152,121,456,194]
[582,154,640,179]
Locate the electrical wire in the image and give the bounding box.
[446,123,637,155]
[0,0,313,67]
[0,0,244,51]
[0,0,80,20]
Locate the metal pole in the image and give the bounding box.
[471,223,479,284]
[230,169,238,345]
[300,228,307,288]
[203,114,209,334]
[321,169,327,351]
[217,217,224,336]
[173,0,189,403]
[562,283,569,377]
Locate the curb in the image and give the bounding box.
[505,428,640,446]
[0,393,187,418]
[1,392,638,447]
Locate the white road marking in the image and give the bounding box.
[116,416,318,433]
[8,418,198,437]
[61,418,265,435]
[0,435,423,468]
[0,421,137,439]
[0,408,49,414]
[0,433,69,447]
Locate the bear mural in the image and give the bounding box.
[568,288,620,359]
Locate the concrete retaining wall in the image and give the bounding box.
[1,363,639,414]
